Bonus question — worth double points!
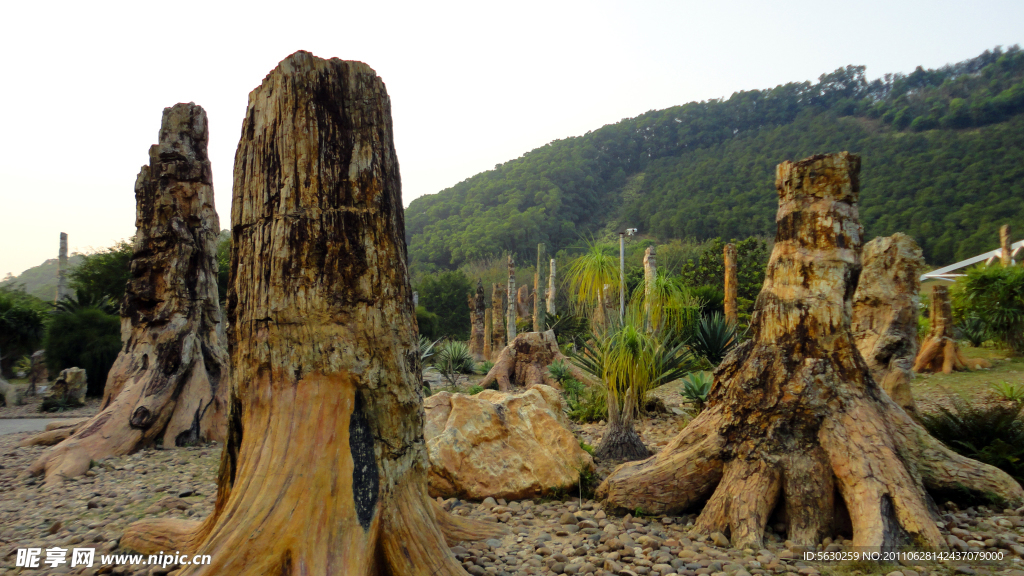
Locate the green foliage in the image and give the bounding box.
[991,381,1024,404]
[0,287,46,377]
[579,440,594,455]
[683,285,724,317]
[546,311,590,351]
[44,307,120,397]
[953,265,1024,353]
[547,360,573,385]
[478,360,495,375]
[681,372,714,413]
[54,292,117,315]
[566,382,607,423]
[678,237,770,302]
[419,336,437,363]
[406,46,1024,270]
[691,312,738,367]
[921,397,1024,483]
[416,306,440,340]
[957,315,990,347]
[0,255,85,301]
[69,239,133,303]
[565,242,619,319]
[434,340,476,388]
[466,385,485,395]
[415,270,473,340]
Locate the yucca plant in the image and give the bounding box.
[991,381,1024,404]
[691,311,737,367]
[681,371,713,413]
[565,242,620,333]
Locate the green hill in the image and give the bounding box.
[406,46,1024,270]
[1,255,84,301]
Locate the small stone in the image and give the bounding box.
[710,532,730,548]
[561,512,578,525]
[48,521,63,534]
[954,567,976,575]
[482,497,498,509]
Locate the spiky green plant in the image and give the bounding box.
[434,340,476,389]
[691,311,737,367]
[958,315,989,347]
[921,397,1024,483]
[991,381,1024,404]
[565,242,620,327]
[680,371,713,413]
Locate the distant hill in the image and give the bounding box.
[1,255,84,301]
[406,46,1024,270]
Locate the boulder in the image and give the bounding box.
[425,385,593,500]
[0,377,16,406]
[40,367,86,411]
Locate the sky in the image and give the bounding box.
[1,0,1022,279]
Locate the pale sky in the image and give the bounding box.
[2,0,1022,278]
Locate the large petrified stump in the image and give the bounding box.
[27,103,228,484]
[597,153,1023,551]
[469,280,486,361]
[480,330,594,391]
[425,385,593,500]
[851,234,924,418]
[914,285,991,374]
[121,51,496,575]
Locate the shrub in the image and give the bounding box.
[466,385,485,395]
[958,315,989,347]
[681,372,713,413]
[691,312,737,367]
[477,360,495,375]
[416,306,440,340]
[434,340,476,388]
[567,384,607,423]
[921,397,1024,483]
[547,360,573,385]
[45,307,120,397]
[953,266,1024,354]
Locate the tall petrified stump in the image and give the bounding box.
[27,103,229,485]
[851,234,925,418]
[122,51,495,575]
[597,153,1022,551]
[913,285,991,373]
[469,280,485,361]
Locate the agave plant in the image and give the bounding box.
[691,312,737,367]
[957,315,989,347]
[681,371,713,413]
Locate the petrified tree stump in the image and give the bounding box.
[723,243,738,326]
[480,330,594,392]
[28,349,47,396]
[483,309,493,360]
[516,283,531,322]
[913,285,990,373]
[507,257,517,343]
[27,103,229,485]
[1001,224,1013,266]
[491,283,507,358]
[121,51,497,576]
[851,234,925,418]
[643,246,656,329]
[469,280,485,361]
[56,232,69,302]
[534,243,546,332]
[547,259,556,315]
[597,153,1022,551]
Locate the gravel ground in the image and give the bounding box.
[3,418,1024,576]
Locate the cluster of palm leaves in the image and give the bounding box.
[921,397,1024,483]
[953,265,1024,354]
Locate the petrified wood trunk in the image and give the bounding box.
[480,330,594,392]
[55,232,70,302]
[597,153,1022,551]
[643,245,656,330]
[723,243,738,326]
[469,280,485,361]
[913,285,990,374]
[507,257,517,343]
[547,259,556,315]
[28,349,47,396]
[516,283,531,322]
[491,283,506,358]
[483,309,493,360]
[121,51,497,576]
[1001,224,1013,266]
[851,234,924,418]
[534,243,546,332]
[27,103,228,485]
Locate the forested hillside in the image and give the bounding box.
[406,46,1024,269]
[1,255,83,301]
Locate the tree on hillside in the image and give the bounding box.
[416,270,473,340]
[69,239,133,303]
